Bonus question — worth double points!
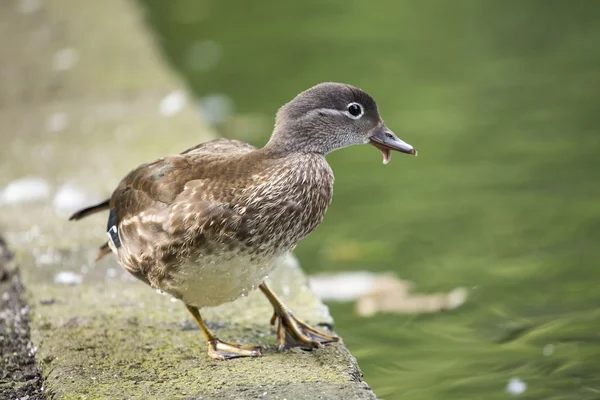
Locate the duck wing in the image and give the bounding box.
[70,138,257,263]
[106,139,260,283]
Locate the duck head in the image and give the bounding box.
[267,82,416,164]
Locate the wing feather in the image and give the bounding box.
[107,139,258,284]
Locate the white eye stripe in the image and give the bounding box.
[344,102,364,120]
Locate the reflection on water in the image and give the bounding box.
[140,1,600,398]
[308,271,467,317]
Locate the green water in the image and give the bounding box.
[141,1,600,398]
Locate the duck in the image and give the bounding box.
[70,82,417,360]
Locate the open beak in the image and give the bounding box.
[369,123,417,164]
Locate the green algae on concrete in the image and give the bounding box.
[0,0,375,398]
[26,254,374,399]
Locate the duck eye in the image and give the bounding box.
[346,103,363,119]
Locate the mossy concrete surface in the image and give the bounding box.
[24,253,374,399]
[0,0,375,398]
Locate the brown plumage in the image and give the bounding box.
[70,82,416,360]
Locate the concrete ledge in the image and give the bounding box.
[24,253,374,399]
[0,0,375,398]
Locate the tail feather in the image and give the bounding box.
[95,242,112,261]
[69,199,110,221]
[69,200,112,262]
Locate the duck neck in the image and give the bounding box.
[263,124,332,157]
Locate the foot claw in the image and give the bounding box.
[207,338,262,360]
[258,283,340,351]
[273,310,340,350]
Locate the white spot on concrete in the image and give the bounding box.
[159,90,186,117]
[52,48,78,71]
[0,177,51,205]
[17,0,42,14]
[54,271,83,285]
[16,225,42,245]
[32,248,61,266]
[52,184,88,215]
[186,40,222,71]
[106,268,118,279]
[197,94,233,125]
[506,377,527,396]
[46,112,69,133]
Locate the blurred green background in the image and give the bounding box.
[140,1,600,399]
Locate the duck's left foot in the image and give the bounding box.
[207,338,263,360]
[185,304,262,360]
[259,282,340,350]
[270,309,340,350]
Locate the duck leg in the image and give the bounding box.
[185,305,262,360]
[259,282,340,350]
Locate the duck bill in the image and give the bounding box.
[369,123,417,164]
